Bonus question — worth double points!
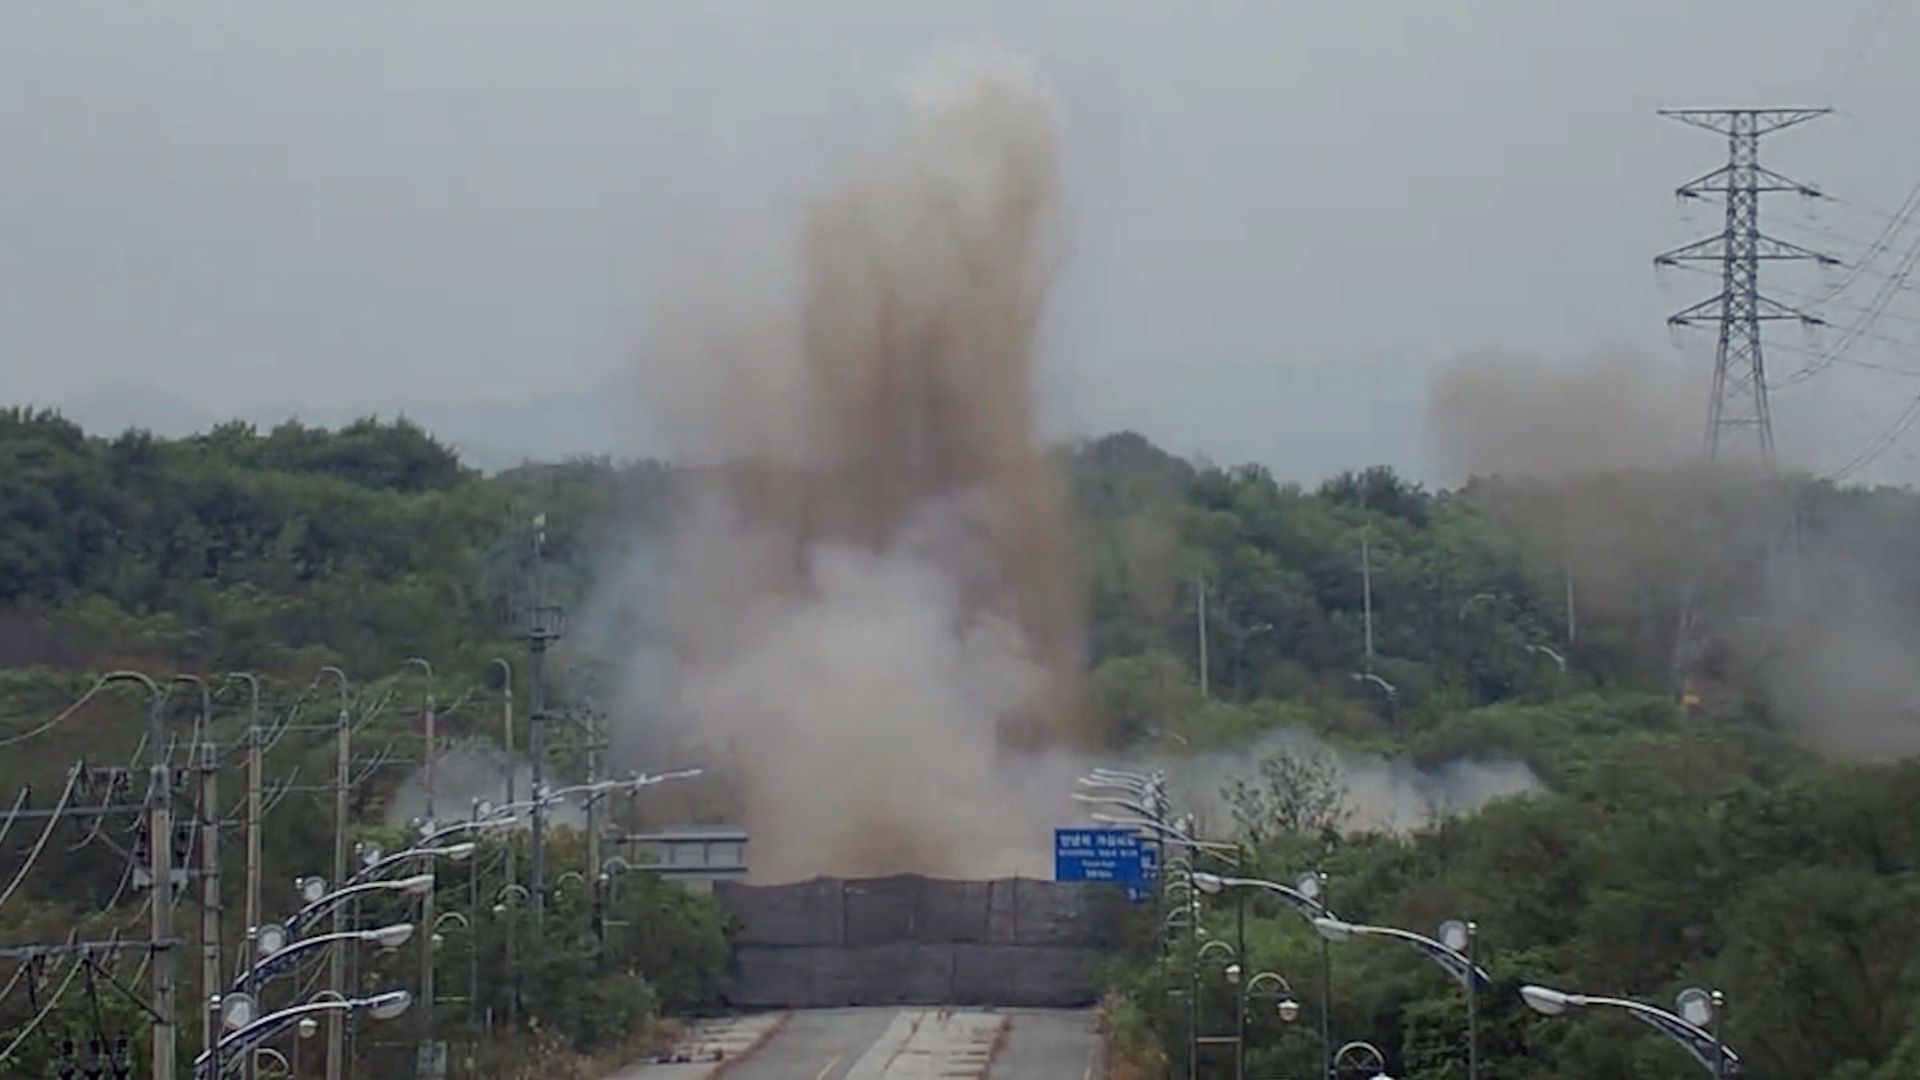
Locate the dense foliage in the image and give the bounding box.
[1,414,1917,1077]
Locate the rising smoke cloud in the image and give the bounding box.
[606,47,1085,882]
[1153,724,1543,837]
[1426,351,1920,759]
[1426,349,1700,483]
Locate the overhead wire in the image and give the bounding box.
[0,787,29,855]
[0,675,126,750]
[1828,0,1906,103]
[0,956,84,1065]
[0,767,82,911]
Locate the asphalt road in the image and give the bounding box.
[714,1007,1101,1079]
[720,1007,901,1080]
[990,1009,1104,1079]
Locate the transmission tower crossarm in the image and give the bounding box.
[1656,233,1839,266]
[1676,162,1824,198]
[1666,292,1825,327]
[1658,107,1831,136]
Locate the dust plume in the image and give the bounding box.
[1426,352,1920,760]
[1152,725,1543,837]
[1426,350,1700,482]
[605,47,1086,882]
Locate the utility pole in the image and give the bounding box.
[1195,575,1209,699]
[405,658,437,824]
[1657,108,1832,686]
[232,673,263,1080]
[488,657,520,1025]
[418,879,436,1080]
[321,666,351,1080]
[198,739,220,1059]
[524,514,563,926]
[1657,107,1833,464]
[1564,561,1577,647]
[584,706,603,959]
[143,684,177,1080]
[1359,531,1375,669]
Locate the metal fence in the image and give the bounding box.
[714,874,1126,1008]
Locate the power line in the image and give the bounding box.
[0,767,82,911]
[1830,392,1920,479]
[1829,0,1907,102]
[1776,216,1920,387]
[0,956,85,1065]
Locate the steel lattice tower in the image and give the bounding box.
[1657,108,1834,465]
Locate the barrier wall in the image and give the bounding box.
[714,875,1125,1007]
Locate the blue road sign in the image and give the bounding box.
[1055,827,1156,899]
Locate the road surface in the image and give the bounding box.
[618,1007,1102,1079]
[990,1009,1104,1079]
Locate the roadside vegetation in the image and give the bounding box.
[2,410,1917,1076]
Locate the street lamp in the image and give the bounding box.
[1314,917,1488,1080]
[193,991,412,1079]
[228,923,413,995]
[347,838,477,887]
[1521,983,1738,1077]
[1244,971,1301,1024]
[287,874,435,935]
[1193,871,1333,1080]
[1333,1039,1395,1080]
[1348,671,1400,729]
[1088,813,1242,858]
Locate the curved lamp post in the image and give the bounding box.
[1348,672,1400,730]
[1315,917,1488,1080]
[491,883,532,918]
[228,924,413,996]
[1521,984,1738,1077]
[1194,871,1333,1080]
[1243,970,1301,1024]
[1333,1039,1395,1080]
[192,991,411,1079]
[1088,813,1242,859]
[287,874,434,935]
[347,839,476,887]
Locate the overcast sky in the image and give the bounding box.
[7,2,1920,483]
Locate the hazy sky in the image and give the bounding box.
[7,2,1920,483]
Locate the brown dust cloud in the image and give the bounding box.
[605,48,1088,882]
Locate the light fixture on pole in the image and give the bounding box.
[1522,983,1737,1076]
[1315,916,1486,1080]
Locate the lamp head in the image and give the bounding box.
[219,993,258,1032]
[1277,998,1300,1023]
[365,990,412,1022]
[1294,871,1323,901]
[1190,871,1225,896]
[1676,987,1715,1027]
[395,873,434,896]
[297,1018,319,1039]
[366,923,415,951]
[255,924,288,958]
[297,876,328,904]
[439,842,476,862]
[1520,985,1574,1017]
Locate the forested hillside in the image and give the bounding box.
[2,410,1918,1077]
